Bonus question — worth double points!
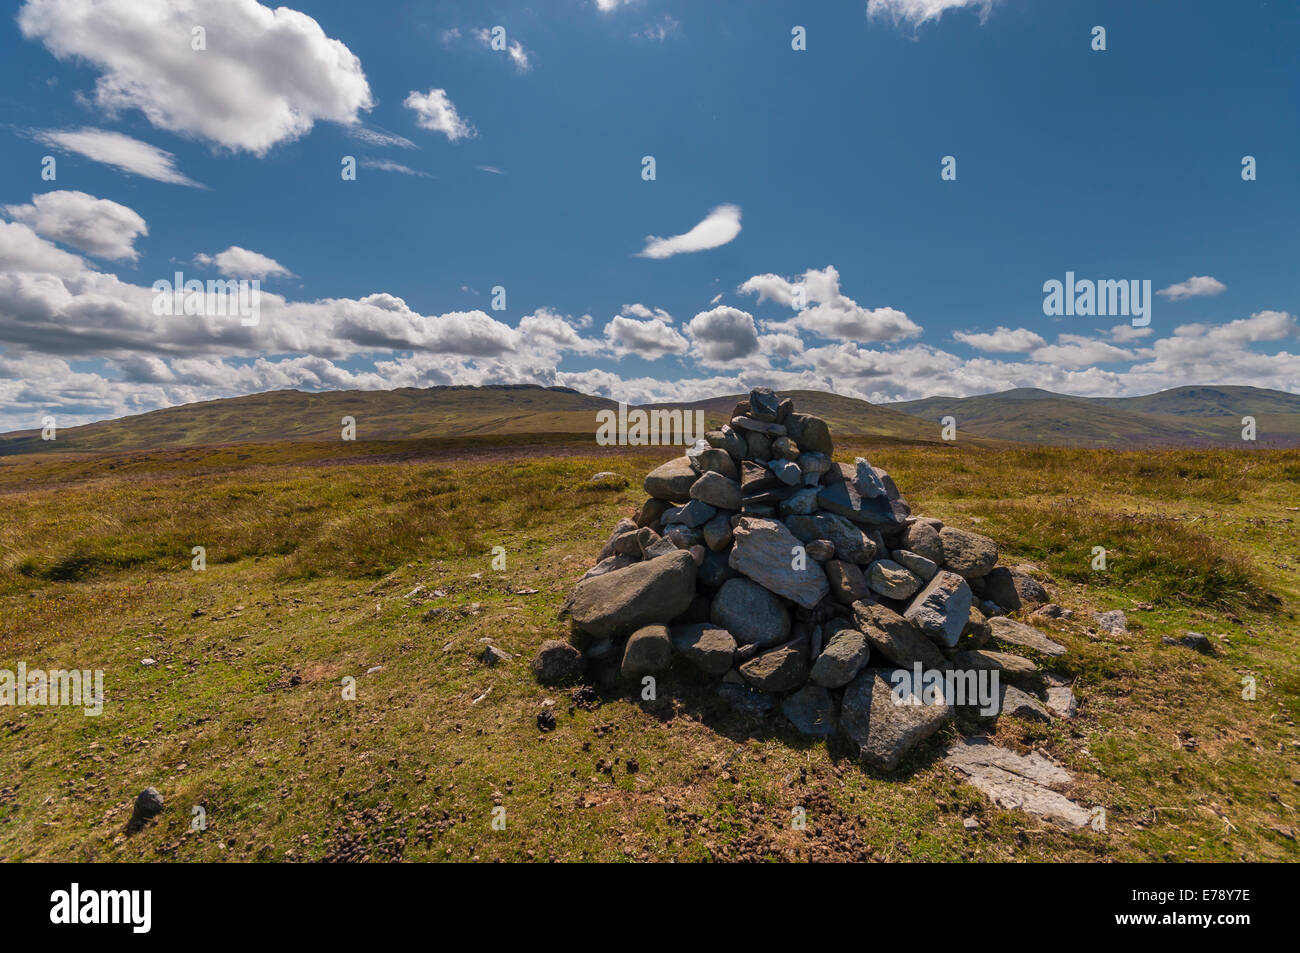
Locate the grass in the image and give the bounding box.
[1,438,1298,861]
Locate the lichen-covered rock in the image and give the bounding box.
[739,644,809,692]
[868,559,923,600]
[939,527,998,579]
[853,601,948,671]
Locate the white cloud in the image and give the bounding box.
[952,326,1046,353]
[19,0,373,155]
[361,159,431,177]
[404,89,475,141]
[866,0,996,28]
[346,126,417,149]
[1157,275,1227,301]
[620,303,672,322]
[686,306,761,364]
[603,314,689,359]
[594,0,635,11]
[637,204,741,259]
[1029,337,1134,369]
[194,246,294,280]
[741,265,921,343]
[472,28,532,72]
[4,190,147,261]
[1108,323,1154,343]
[33,128,201,187]
[0,220,86,275]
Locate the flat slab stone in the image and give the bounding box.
[728,517,830,609]
[988,616,1067,657]
[944,738,1091,828]
[853,601,948,672]
[951,649,1039,680]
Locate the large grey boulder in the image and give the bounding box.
[689,471,742,510]
[748,387,781,422]
[853,601,948,671]
[938,527,998,579]
[711,576,790,647]
[818,465,903,528]
[892,549,938,582]
[901,521,944,564]
[687,444,740,482]
[739,644,809,692]
[705,427,748,461]
[853,457,888,499]
[728,517,830,609]
[982,567,1048,610]
[951,649,1039,680]
[904,570,973,648]
[868,559,923,600]
[809,626,869,688]
[663,499,717,528]
[644,457,697,502]
[840,668,952,771]
[784,413,833,454]
[621,625,672,678]
[670,624,736,675]
[568,550,697,639]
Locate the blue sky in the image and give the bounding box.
[0,0,1296,430]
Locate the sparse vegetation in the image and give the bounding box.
[1,438,1297,861]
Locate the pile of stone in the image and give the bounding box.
[540,388,1062,772]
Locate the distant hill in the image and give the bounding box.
[891,386,1300,447]
[0,385,956,455]
[2,383,1297,455]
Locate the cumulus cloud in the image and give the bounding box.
[603,314,689,359]
[620,303,672,322]
[867,0,996,28]
[637,205,741,259]
[19,0,373,155]
[1157,275,1227,301]
[32,128,201,187]
[952,326,1046,353]
[740,265,921,343]
[194,246,294,280]
[0,220,86,275]
[404,89,475,141]
[1029,335,1135,370]
[4,190,146,261]
[687,307,761,364]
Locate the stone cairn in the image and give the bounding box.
[536,388,1055,772]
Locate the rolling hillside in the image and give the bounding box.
[3,383,1299,455]
[891,387,1300,448]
